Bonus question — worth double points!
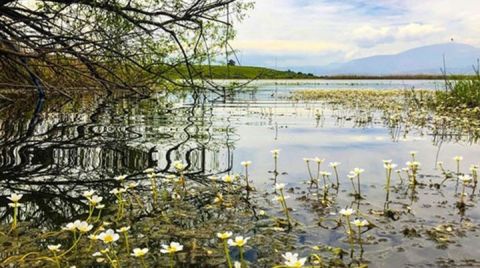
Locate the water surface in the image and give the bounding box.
[1,80,479,267]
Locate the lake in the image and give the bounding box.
[1,79,480,267]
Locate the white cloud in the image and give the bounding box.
[352,26,394,48]
[352,23,443,48]
[232,40,345,54]
[396,23,443,40]
[233,0,480,67]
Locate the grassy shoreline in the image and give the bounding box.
[171,65,477,80]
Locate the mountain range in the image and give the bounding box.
[315,43,480,75]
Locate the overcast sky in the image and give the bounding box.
[231,0,480,69]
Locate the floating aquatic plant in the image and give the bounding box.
[383,160,397,211]
[241,160,252,191]
[47,244,62,268]
[131,248,149,268]
[348,168,364,199]
[7,193,22,231]
[217,231,234,268]
[1,145,479,268]
[228,236,250,267]
[274,183,293,227]
[329,162,341,188]
[161,242,183,268]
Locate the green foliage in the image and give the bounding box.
[0,0,254,91]
[435,76,480,108]
[170,65,318,79]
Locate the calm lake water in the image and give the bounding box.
[1,79,480,267]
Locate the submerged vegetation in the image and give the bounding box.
[291,87,480,143]
[2,149,480,267]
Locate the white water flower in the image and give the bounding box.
[282,252,298,261]
[62,222,77,231]
[454,156,463,162]
[88,234,98,240]
[313,157,325,164]
[216,231,233,239]
[109,188,126,195]
[228,236,250,247]
[384,162,398,170]
[82,190,95,198]
[160,242,184,253]
[271,149,280,158]
[275,183,286,190]
[319,171,331,176]
[339,208,355,216]
[241,161,252,167]
[131,248,149,257]
[329,162,341,167]
[117,226,130,233]
[98,229,120,244]
[47,244,61,252]
[406,161,421,168]
[77,221,93,233]
[352,219,369,227]
[92,251,102,257]
[459,175,473,183]
[89,195,103,205]
[7,193,23,203]
[351,168,364,176]
[282,252,307,268]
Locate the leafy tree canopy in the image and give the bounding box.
[0,0,252,96]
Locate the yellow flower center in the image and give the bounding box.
[104,235,114,243]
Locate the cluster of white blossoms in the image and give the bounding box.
[62,220,93,233]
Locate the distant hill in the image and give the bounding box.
[320,43,480,75]
[171,65,318,79]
